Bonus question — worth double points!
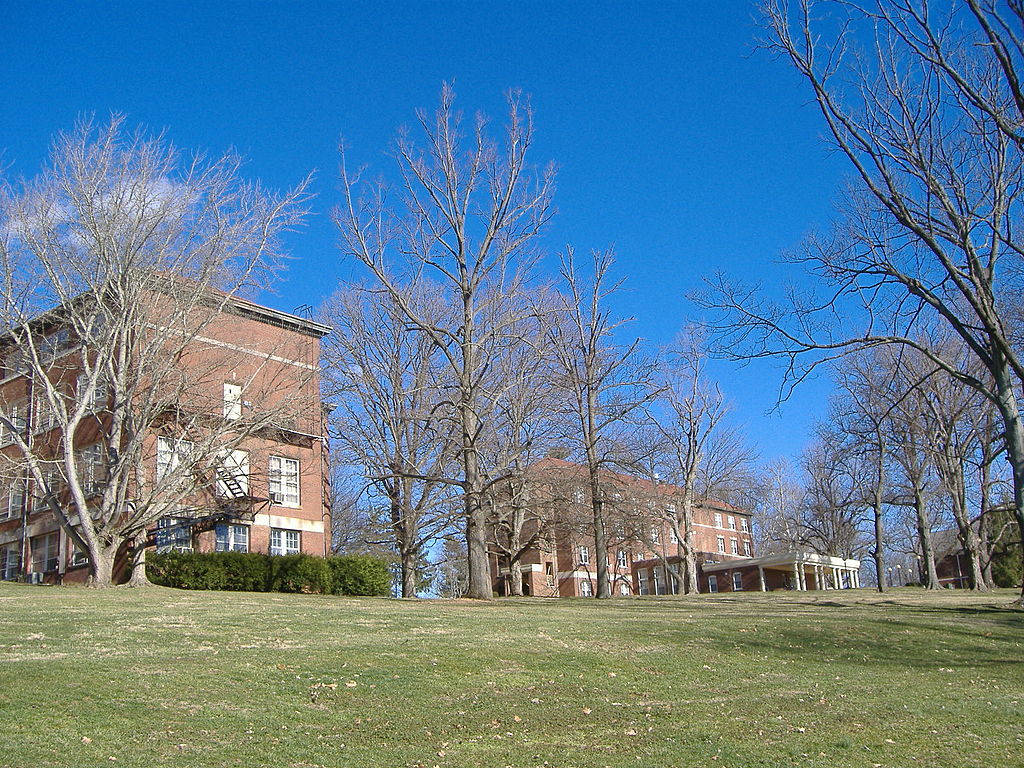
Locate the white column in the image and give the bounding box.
[799,565,806,591]
[758,566,766,592]
[792,563,801,591]
[854,569,861,588]
[815,566,822,590]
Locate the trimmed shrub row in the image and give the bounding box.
[147,551,391,596]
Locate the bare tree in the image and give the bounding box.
[702,0,1024,600]
[321,284,458,597]
[0,117,312,586]
[799,427,867,560]
[483,306,564,597]
[651,333,756,593]
[336,86,555,599]
[545,248,656,598]
[754,458,806,554]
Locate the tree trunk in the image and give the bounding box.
[88,543,118,588]
[680,499,699,594]
[914,486,940,589]
[991,352,1024,604]
[872,442,886,593]
[400,549,417,598]
[585,387,610,599]
[126,534,152,587]
[507,562,524,596]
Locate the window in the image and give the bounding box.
[31,533,59,573]
[33,395,56,434]
[544,562,554,586]
[75,443,107,497]
[708,574,719,593]
[728,515,736,531]
[34,463,65,507]
[1,350,24,380]
[77,374,109,411]
[0,400,27,447]
[577,545,590,565]
[638,569,649,596]
[730,538,739,555]
[716,535,726,554]
[2,479,25,521]
[70,545,89,568]
[1,542,20,580]
[270,528,300,556]
[216,450,250,497]
[651,527,660,545]
[713,512,723,528]
[215,524,249,553]
[669,527,679,544]
[269,456,300,507]
[156,437,194,481]
[743,541,752,557]
[616,550,628,568]
[732,572,744,591]
[155,516,192,553]
[619,582,630,596]
[740,517,749,533]
[653,566,664,594]
[223,383,242,420]
[579,579,593,597]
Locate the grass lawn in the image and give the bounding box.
[0,584,1021,768]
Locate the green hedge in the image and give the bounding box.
[147,551,391,596]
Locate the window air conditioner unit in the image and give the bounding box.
[269,492,284,505]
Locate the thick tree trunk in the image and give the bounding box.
[400,551,417,598]
[126,534,152,587]
[914,488,940,589]
[507,562,524,596]
[89,544,118,588]
[991,353,1024,604]
[680,500,699,594]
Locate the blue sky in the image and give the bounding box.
[3,1,848,463]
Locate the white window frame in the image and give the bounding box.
[578,545,590,565]
[155,516,193,553]
[1,400,27,447]
[619,582,630,596]
[730,538,739,555]
[31,532,59,573]
[732,571,744,591]
[713,512,723,528]
[740,517,749,533]
[77,373,109,411]
[651,527,660,545]
[269,455,300,507]
[716,535,726,554]
[579,579,593,597]
[728,515,736,531]
[1,542,21,580]
[2,479,25,521]
[215,523,249,553]
[216,449,250,497]
[223,383,242,421]
[638,569,649,596]
[270,528,300,556]
[616,550,628,568]
[708,574,718,593]
[156,436,194,481]
[743,541,752,557]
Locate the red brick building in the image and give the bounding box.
[488,457,861,597]
[0,293,332,584]
[487,458,755,597]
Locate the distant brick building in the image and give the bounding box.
[487,457,755,597]
[0,293,332,584]
[487,457,860,597]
